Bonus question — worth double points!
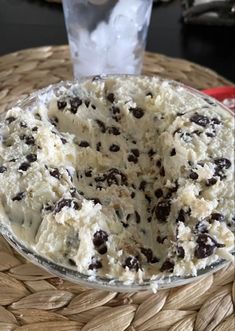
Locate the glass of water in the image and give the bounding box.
[62,0,153,79]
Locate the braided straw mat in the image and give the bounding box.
[0,45,234,331]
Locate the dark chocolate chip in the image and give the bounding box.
[211,213,225,222]
[79,141,90,148]
[0,166,7,173]
[12,192,25,201]
[177,246,185,259]
[6,116,16,124]
[84,100,90,108]
[96,142,101,151]
[49,168,61,179]
[25,136,35,146]
[109,144,120,152]
[68,258,76,266]
[106,168,128,186]
[135,211,141,224]
[146,92,153,98]
[193,130,202,136]
[97,244,107,255]
[206,132,216,138]
[131,192,135,199]
[160,260,174,272]
[139,180,147,191]
[155,188,163,198]
[214,158,231,170]
[57,100,67,110]
[176,209,185,223]
[91,104,96,110]
[148,149,155,159]
[206,178,217,186]
[145,195,152,204]
[26,154,37,163]
[70,97,82,113]
[159,167,165,177]
[156,160,161,168]
[131,149,139,157]
[156,236,167,244]
[141,247,159,263]
[50,116,59,126]
[189,171,198,180]
[194,234,216,259]
[211,117,221,125]
[93,230,108,247]
[95,119,106,133]
[155,199,171,223]
[123,256,140,271]
[69,187,77,197]
[54,199,78,213]
[35,113,41,120]
[127,154,138,164]
[190,113,210,127]
[88,258,102,270]
[170,148,176,156]
[110,106,120,114]
[60,137,67,144]
[121,221,129,228]
[32,126,38,132]
[107,126,120,135]
[20,121,27,128]
[19,162,30,172]
[129,107,144,119]
[107,93,115,103]
[44,203,53,212]
[85,170,92,177]
[92,198,101,205]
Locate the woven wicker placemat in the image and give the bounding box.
[0,45,234,331]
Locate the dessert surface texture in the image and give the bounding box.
[0,76,234,284]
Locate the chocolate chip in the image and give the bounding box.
[92,198,101,205]
[106,168,128,186]
[131,149,140,157]
[176,209,185,223]
[194,234,217,259]
[141,247,159,263]
[190,113,210,127]
[35,113,41,120]
[139,180,147,191]
[69,187,77,197]
[60,137,67,144]
[25,136,35,146]
[123,256,140,271]
[159,167,165,177]
[160,260,174,272]
[146,92,153,98]
[95,119,106,133]
[85,170,92,177]
[43,203,53,212]
[12,192,25,201]
[6,116,16,124]
[206,132,216,138]
[88,258,102,270]
[121,221,129,228]
[49,168,61,179]
[206,178,217,186]
[96,142,101,151]
[107,93,115,103]
[68,258,76,266]
[57,100,67,110]
[20,121,27,128]
[211,213,225,222]
[131,192,135,199]
[189,171,198,180]
[26,154,37,163]
[32,126,38,132]
[155,199,171,223]
[50,116,59,126]
[129,107,144,119]
[19,162,30,172]
[97,245,107,255]
[170,148,176,156]
[93,230,108,247]
[109,144,120,152]
[107,127,120,135]
[214,158,231,170]
[91,104,96,110]
[148,149,155,159]
[54,199,78,213]
[127,154,138,164]
[145,195,151,204]
[156,160,161,168]
[0,166,7,173]
[211,117,221,125]
[156,236,166,244]
[177,246,185,259]
[135,211,141,224]
[155,188,163,198]
[110,106,120,114]
[79,141,90,148]
[70,97,82,113]
[193,130,202,136]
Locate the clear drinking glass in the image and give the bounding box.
[62,0,153,78]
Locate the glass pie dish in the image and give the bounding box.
[0,76,234,292]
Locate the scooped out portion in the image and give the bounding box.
[0,76,234,284]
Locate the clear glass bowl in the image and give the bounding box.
[0,76,234,292]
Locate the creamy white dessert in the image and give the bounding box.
[0,76,234,284]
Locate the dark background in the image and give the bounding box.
[0,0,234,82]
